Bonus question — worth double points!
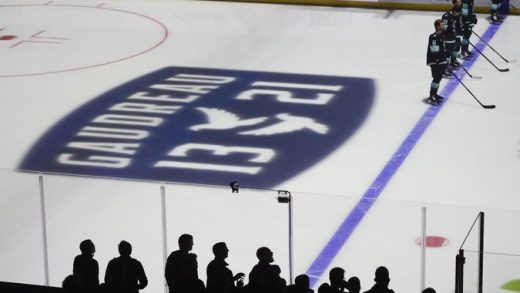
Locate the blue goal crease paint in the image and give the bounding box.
[305,19,506,287]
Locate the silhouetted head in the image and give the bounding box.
[118,240,132,257]
[374,266,390,285]
[178,234,193,252]
[272,264,281,276]
[423,288,436,293]
[295,274,310,290]
[79,239,95,256]
[62,274,81,293]
[347,277,361,293]
[256,247,274,263]
[329,267,345,285]
[212,242,229,259]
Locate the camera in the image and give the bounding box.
[230,181,239,193]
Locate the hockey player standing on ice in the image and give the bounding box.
[452,0,464,67]
[426,19,448,105]
[460,0,477,59]
[441,1,462,76]
[490,0,504,23]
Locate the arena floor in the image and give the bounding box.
[1,1,520,292]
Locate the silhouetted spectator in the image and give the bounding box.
[248,247,284,293]
[317,267,347,293]
[272,265,287,293]
[286,274,314,293]
[206,242,245,293]
[73,239,99,292]
[105,241,148,293]
[63,274,82,293]
[165,234,205,293]
[347,277,361,293]
[364,266,394,293]
[422,288,435,293]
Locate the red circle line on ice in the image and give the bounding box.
[415,236,450,248]
[0,35,17,40]
[0,3,169,78]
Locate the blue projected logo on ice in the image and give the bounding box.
[20,67,375,187]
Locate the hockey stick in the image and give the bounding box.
[472,31,517,63]
[469,42,509,72]
[452,74,495,109]
[460,66,482,79]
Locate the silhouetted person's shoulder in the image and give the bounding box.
[287,284,314,293]
[364,287,395,293]
[165,250,198,279]
[318,283,332,293]
[167,249,197,263]
[206,258,232,292]
[73,254,99,290]
[287,274,313,293]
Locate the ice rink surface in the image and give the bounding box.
[1,1,520,292]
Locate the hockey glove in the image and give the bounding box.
[471,15,478,25]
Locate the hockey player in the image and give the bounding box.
[461,0,477,59]
[442,3,462,76]
[426,19,448,105]
[452,0,464,67]
[490,0,503,22]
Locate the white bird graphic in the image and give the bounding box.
[190,107,268,131]
[239,113,329,136]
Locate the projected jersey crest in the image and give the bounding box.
[20,67,375,187]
